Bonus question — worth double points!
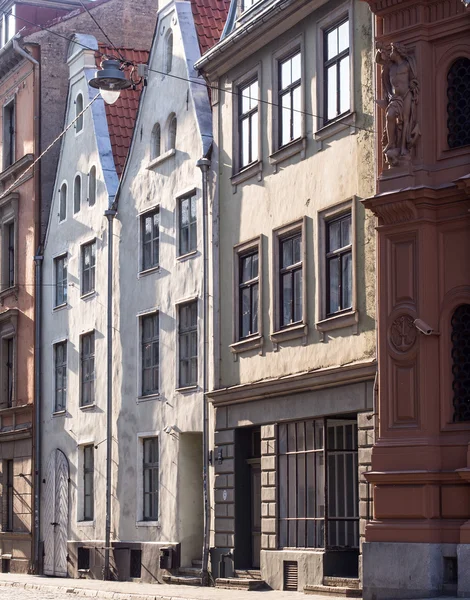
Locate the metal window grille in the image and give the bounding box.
[55,255,67,307]
[283,561,298,591]
[178,301,197,387]
[326,212,352,315]
[5,459,13,531]
[279,232,302,327]
[324,18,350,123]
[239,79,258,168]
[7,222,14,288]
[447,58,470,149]
[179,195,197,256]
[279,51,301,147]
[74,175,81,214]
[141,209,160,271]
[452,304,470,422]
[81,241,96,295]
[143,438,159,520]
[239,250,259,339]
[80,332,95,407]
[83,445,94,521]
[54,342,67,412]
[141,313,159,396]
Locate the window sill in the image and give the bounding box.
[53,303,67,312]
[314,112,356,143]
[147,149,176,169]
[52,410,66,417]
[177,250,198,262]
[231,161,262,191]
[271,322,308,350]
[230,334,263,358]
[80,290,96,301]
[316,310,359,341]
[269,137,306,172]
[0,154,34,184]
[138,265,160,279]
[137,393,160,403]
[79,403,96,411]
[0,285,18,304]
[136,520,160,527]
[175,385,199,394]
[77,520,95,527]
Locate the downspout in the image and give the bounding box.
[104,205,117,580]
[33,251,43,574]
[12,38,39,67]
[196,156,211,585]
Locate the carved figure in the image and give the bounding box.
[376,42,420,167]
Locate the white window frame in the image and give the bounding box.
[175,296,199,392]
[77,441,95,525]
[137,309,160,401]
[80,239,96,297]
[54,253,68,308]
[139,206,160,275]
[53,339,67,414]
[177,192,198,258]
[136,431,160,526]
[79,329,96,408]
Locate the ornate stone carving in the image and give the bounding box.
[376,42,420,167]
[390,315,417,352]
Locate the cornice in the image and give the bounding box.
[364,469,464,485]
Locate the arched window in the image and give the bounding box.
[447,57,470,149]
[168,115,177,151]
[165,31,173,74]
[75,93,84,133]
[59,183,67,222]
[88,166,96,206]
[452,304,470,422]
[74,174,81,214]
[152,123,161,160]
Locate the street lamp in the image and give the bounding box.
[89,58,131,104]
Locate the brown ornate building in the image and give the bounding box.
[361,0,470,598]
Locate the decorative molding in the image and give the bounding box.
[389,314,417,353]
[364,198,417,224]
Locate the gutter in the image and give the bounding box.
[33,251,43,574]
[13,38,39,66]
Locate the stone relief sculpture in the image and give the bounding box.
[376,42,420,167]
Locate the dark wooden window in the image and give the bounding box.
[280,232,302,327]
[83,445,94,521]
[239,79,258,168]
[447,57,470,149]
[452,304,470,422]
[279,51,301,147]
[74,175,81,214]
[5,459,13,531]
[239,250,259,339]
[324,19,350,123]
[75,93,84,133]
[3,100,15,169]
[55,254,67,307]
[143,437,159,520]
[81,241,96,295]
[326,213,352,315]
[165,32,173,74]
[141,209,159,271]
[168,116,177,151]
[59,183,67,222]
[152,123,161,159]
[178,301,197,387]
[54,341,67,412]
[141,313,159,396]
[5,337,13,408]
[88,166,96,207]
[179,195,197,256]
[80,332,95,407]
[6,222,14,289]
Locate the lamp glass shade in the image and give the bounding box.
[101,88,121,105]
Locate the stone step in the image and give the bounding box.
[323,577,361,589]
[191,559,203,568]
[215,577,266,591]
[178,567,202,577]
[162,575,202,586]
[234,569,262,580]
[304,584,362,597]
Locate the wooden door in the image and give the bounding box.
[44,449,69,577]
[250,462,261,569]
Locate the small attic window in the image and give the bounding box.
[74,174,82,214]
[152,123,161,160]
[165,31,173,74]
[168,115,177,151]
[88,166,96,206]
[59,182,67,222]
[75,93,84,133]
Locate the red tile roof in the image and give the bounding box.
[190,0,231,55]
[96,45,149,177]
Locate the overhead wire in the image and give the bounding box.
[77,0,126,62]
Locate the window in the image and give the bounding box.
[54,254,67,307]
[151,123,161,160]
[80,332,95,407]
[452,304,470,422]
[75,93,84,133]
[5,459,13,531]
[54,341,67,412]
[279,51,301,147]
[142,437,159,520]
[239,79,258,169]
[279,231,302,328]
[178,195,197,256]
[242,0,258,9]
[74,175,81,214]
[168,115,177,151]
[324,19,350,123]
[165,31,173,74]
[59,183,67,222]
[239,249,259,339]
[3,99,15,169]
[326,212,352,315]
[81,240,96,296]
[141,313,159,396]
[3,337,13,408]
[88,166,96,206]
[141,209,159,271]
[447,57,470,149]
[83,445,94,521]
[2,221,15,290]
[178,301,197,388]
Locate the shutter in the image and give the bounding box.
[283,561,298,591]
[43,452,56,576]
[54,450,69,577]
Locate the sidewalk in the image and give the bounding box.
[0,572,327,600]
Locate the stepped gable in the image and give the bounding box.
[96,44,149,177]
[190,0,231,54]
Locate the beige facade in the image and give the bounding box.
[196,0,376,591]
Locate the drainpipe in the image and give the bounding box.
[196,156,211,585]
[33,251,43,574]
[104,206,116,580]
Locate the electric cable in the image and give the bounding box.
[77,0,126,62]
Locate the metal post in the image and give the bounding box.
[33,251,43,574]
